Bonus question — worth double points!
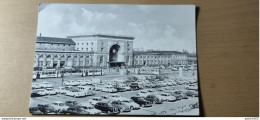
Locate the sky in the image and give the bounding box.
[37,4,196,53]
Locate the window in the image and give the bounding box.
[86,48,88,51]
[91,48,93,51]
[101,47,104,52]
[91,42,93,46]
[77,47,79,50]
[77,43,79,45]
[102,42,104,46]
[82,43,84,45]
[81,48,83,50]
[127,43,130,47]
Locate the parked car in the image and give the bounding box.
[185,84,198,90]
[89,97,104,105]
[136,90,149,97]
[157,81,167,87]
[144,82,156,88]
[121,99,140,110]
[109,94,129,101]
[113,84,126,92]
[56,87,66,94]
[51,101,69,113]
[36,89,48,96]
[184,90,199,97]
[32,83,41,89]
[144,95,163,104]
[79,102,102,115]
[131,96,152,107]
[64,80,78,86]
[129,82,144,90]
[172,91,188,99]
[46,88,57,95]
[118,84,131,91]
[101,86,117,93]
[37,104,55,114]
[159,93,176,102]
[65,89,86,98]
[94,102,119,114]
[29,107,42,114]
[40,82,53,88]
[110,100,131,112]
[76,80,89,86]
[65,100,79,107]
[76,86,95,96]
[64,106,90,115]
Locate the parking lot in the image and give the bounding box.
[30,69,199,115]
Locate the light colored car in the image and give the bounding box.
[157,81,167,87]
[40,82,53,88]
[109,94,129,101]
[37,89,48,96]
[88,97,104,105]
[101,86,117,93]
[76,86,95,96]
[117,84,131,91]
[136,90,149,97]
[46,88,57,95]
[121,99,140,110]
[159,93,176,102]
[136,76,146,80]
[64,80,78,86]
[80,102,102,115]
[65,89,86,98]
[92,83,105,91]
[144,82,156,88]
[32,83,41,89]
[76,80,89,86]
[51,101,69,113]
[56,87,66,94]
[185,84,198,90]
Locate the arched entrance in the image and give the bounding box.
[109,44,123,67]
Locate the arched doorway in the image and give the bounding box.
[109,44,123,67]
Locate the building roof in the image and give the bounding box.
[67,34,134,40]
[36,36,76,45]
[133,50,187,55]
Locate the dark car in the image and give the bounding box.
[129,82,143,90]
[37,104,55,114]
[29,107,42,114]
[184,90,199,97]
[63,106,90,115]
[94,102,119,114]
[113,85,126,92]
[144,95,163,104]
[110,100,131,112]
[131,96,152,107]
[65,100,79,107]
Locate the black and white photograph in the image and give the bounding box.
[29,3,199,116]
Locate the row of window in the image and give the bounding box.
[77,42,94,46]
[134,59,188,65]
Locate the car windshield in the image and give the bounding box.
[139,98,146,101]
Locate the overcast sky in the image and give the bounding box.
[37,4,196,53]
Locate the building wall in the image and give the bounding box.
[36,43,75,51]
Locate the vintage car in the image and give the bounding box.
[121,99,141,110]
[63,80,78,86]
[144,95,163,104]
[65,100,79,107]
[146,89,157,95]
[159,93,177,102]
[113,84,126,92]
[80,102,102,115]
[40,82,53,88]
[171,91,188,99]
[157,81,168,87]
[37,104,55,114]
[36,89,48,96]
[131,96,152,107]
[64,106,90,115]
[136,90,150,97]
[51,101,69,113]
[101,85,117,93]
[129,82,144,90]
[118,84,131,91]
[185,84,198,90]
[110,100,131,112]
[135,75,147,80]
[29,107,42,114]
[89,97,104,105]
[92,83,105,91]
[75,80,89,86]
[32,83,41,89]
[184,90,199,97]
[65,88,86,98]
[94,102,119,114]
[56,87,66,94]
[46,88,57,95]
[76,86,95,96]
[108,94,129,101]
[144,82,157,88]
